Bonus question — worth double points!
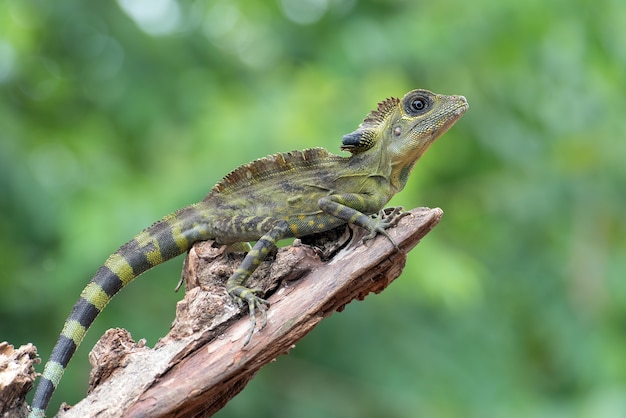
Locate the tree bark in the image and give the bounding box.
[35,207,442,417]
[0,342,38,418]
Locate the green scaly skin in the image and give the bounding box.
[29,89,468,417]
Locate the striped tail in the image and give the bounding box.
[29,204,214,417]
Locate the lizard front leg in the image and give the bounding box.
[226,218,289,345]
[318,194,407,249]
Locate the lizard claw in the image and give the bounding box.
[228,286,270,345]
[360,207,410,250]
[379,206,410,226]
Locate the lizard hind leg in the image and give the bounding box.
[225,242,253,253]
[226,219,290,345]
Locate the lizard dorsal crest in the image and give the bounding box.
[207,147,338,196]
[341,96,400,153]
[362,96,400,127]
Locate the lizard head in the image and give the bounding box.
[341,89,468,191]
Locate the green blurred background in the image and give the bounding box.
[1,0,625,417]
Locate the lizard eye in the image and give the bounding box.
[411,99,426,111]
[404,92,432,116]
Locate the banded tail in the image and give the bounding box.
[29,204,214,417]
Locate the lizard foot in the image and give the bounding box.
[228,285,270,345]
[361,206,410,250]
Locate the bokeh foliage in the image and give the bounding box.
[1,0,625,417]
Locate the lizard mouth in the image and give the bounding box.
[453,96,469,115]
[407,96,468,138]
[436,96,469,132]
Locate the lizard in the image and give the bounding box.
[29,88,468,417]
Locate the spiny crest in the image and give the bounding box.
[208,147,336,195]
[361,96,401,128]
[341,96,400,154]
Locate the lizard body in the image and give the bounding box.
[29,89,468,417]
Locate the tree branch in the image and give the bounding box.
[43,207,442,417]
[0,342,37,417]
